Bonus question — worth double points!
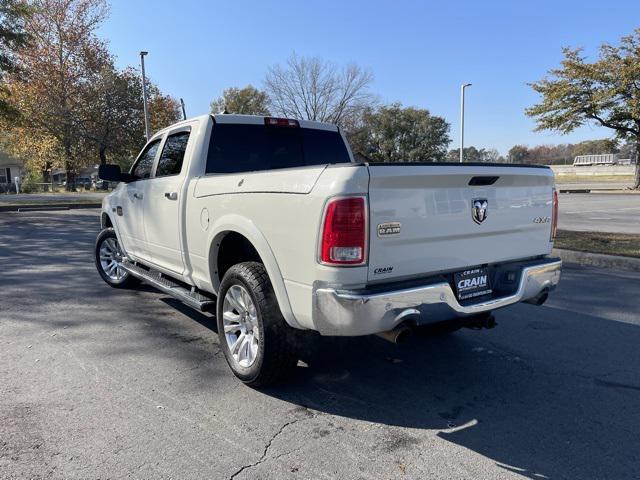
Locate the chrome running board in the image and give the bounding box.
[120,261,216,312]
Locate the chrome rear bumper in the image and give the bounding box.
[313,258,562,336]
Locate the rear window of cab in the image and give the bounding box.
[206,123,351,174]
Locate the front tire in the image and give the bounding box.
[217,262,298,387]
[94,228,138,288]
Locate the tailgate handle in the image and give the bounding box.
[469,176,499,186]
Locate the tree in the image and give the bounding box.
[571,138,618,157]
[8,0,111,189]
[349,104,451,162]
[210,85,269,115]
[0,105,64,175]
[79,66,138,165]
[508,145,529,164]
[3,0,181,181]
[446,146,506,163]
[80,66,179,166]
[69,63,181,168]
[147,87,182,134]
[445,149,458,162]
[447,146,480,162]
[619,141,637,161]
[526,28,640,188]
[481,148,502,163]
[264,53,375,130]
[0,0,30,116]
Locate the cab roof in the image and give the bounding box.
[151,114,339,140]
[211,114,339,132]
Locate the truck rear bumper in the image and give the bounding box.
[312,258,562,336]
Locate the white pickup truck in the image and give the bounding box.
[96,114,562,386]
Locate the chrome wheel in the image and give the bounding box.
[222,284,260,368]
[99,236,126,282]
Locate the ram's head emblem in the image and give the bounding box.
[472,199,488,224]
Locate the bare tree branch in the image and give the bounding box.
[264,53,376,130]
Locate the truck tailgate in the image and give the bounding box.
[366,164,555,282]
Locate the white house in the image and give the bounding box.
[0,149,23,185]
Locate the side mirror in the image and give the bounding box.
[98,164,134,183]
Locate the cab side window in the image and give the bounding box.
[131,140,161,180]
[156,131,190,177]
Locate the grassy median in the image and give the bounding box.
[555,230,640,258]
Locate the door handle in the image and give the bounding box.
[133,192,143,200]
[164,192,178,200]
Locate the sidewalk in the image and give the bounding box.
[554,248,640,273]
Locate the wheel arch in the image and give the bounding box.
[101,211,113,229]
[99,210,130,258]
[207,215,301,330]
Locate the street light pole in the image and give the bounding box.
[140,51,151,141]
[459,83,472,163]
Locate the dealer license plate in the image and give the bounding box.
[454,267,492,301]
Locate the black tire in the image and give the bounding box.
[94,228,138,288]
[217,262,298,387]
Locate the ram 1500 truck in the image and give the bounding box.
[96,114,562,386]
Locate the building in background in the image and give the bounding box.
[0,149,23,185]
[51,165,99,188]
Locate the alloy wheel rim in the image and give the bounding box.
[222,284,260,368]
[99,237,126,281]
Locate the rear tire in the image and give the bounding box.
[217,262,298,387]
[94,228,138,289]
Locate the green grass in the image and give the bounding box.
[0,197,103,206]
[555,230,640,258]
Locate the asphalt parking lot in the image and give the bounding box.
[1,210,639,479]
[558,193,640,233]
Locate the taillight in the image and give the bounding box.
[320,196,367,265]
[551,188,558,241]
[264,117,299,128]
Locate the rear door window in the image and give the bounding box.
[156,131,190,177]
[206,124,351,174]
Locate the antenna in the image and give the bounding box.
[180,98,187,120]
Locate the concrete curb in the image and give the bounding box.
[0,203,101,212]
[559,188,590,194]
[588,189,640,195]
[553,248,640,273]
[557,188,639,194]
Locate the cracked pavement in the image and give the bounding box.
[1,209,639,479]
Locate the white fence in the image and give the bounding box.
[551,165,635,176]
[573,154,616,166]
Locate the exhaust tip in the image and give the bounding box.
[464,313,497,330]
[537,292,549,306]
[525,289,549,306]
[376,323,413,344]
[394,326,412,344]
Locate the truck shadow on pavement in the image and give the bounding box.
[2,212,639,479]
[261,303,640,480]
[168,291,640,479]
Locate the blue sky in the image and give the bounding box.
[98,0,640,154]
